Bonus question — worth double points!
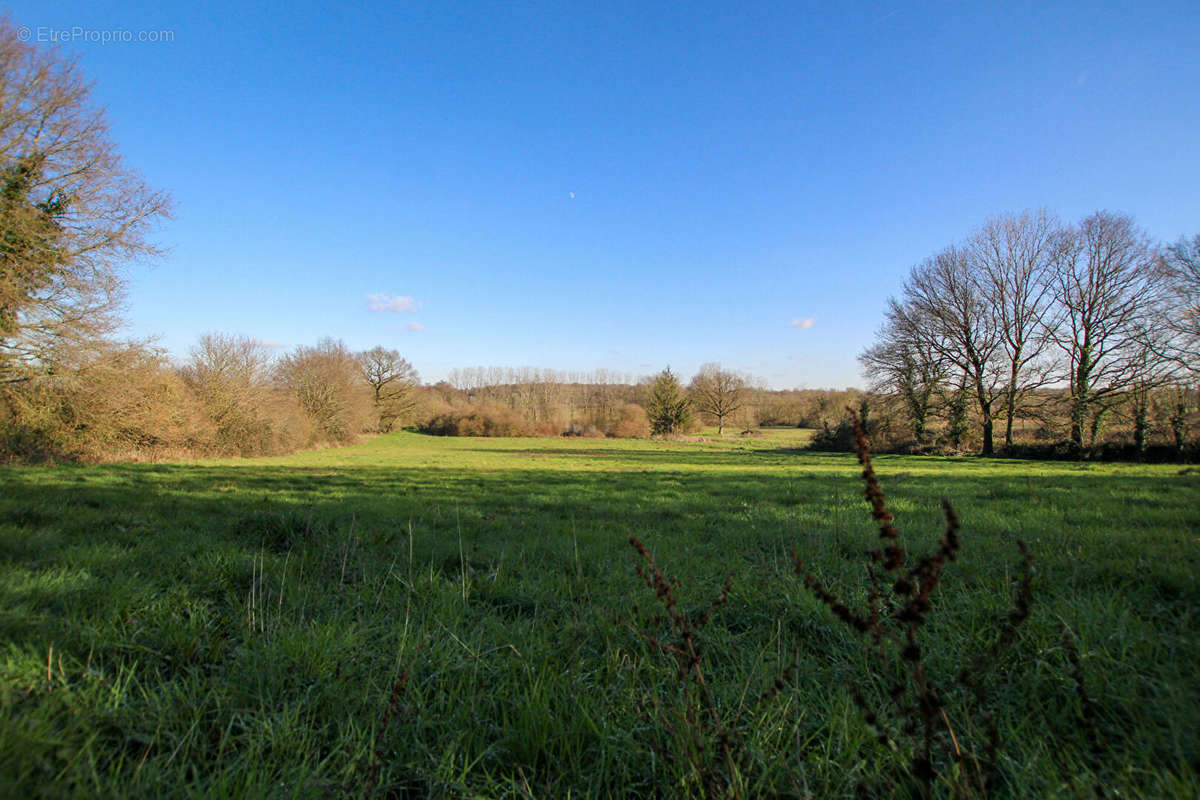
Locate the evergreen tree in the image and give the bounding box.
[645,367,691,435]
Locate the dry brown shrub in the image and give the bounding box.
[611,402,650,437]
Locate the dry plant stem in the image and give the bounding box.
[794,410,1035,799]
[628,534,741,799]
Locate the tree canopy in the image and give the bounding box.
[0,21,171,382]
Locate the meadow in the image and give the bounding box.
[1,429,1197,798]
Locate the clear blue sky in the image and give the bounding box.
[8,1,1199,388]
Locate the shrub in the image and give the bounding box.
[807,418,858,451]
[275,338,372,444]
[1,341,212,462]
[997,440,1198,463]
[611,402,650,438]
[180,338,320,457]
[809,407,893,452]
[533,421,565,437]
[419,404,533,437]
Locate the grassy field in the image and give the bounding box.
[1,430,1197,797]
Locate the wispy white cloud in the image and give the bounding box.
[367,293,417,313]
[251,338,284,348]
[405,322,424,332]
[790,317,815,330]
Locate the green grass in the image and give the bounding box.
[1,431,1197,797]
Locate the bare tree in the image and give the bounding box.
[901,245,1006,454]
[1047,212,1165,449]
[356,346,419,432]
[969,209,1061,445]
[179,334,278,453]
[1124,325,1182,456]
[1160,234,1200,374]
[688,363,746,435]
[0,21,170,381]
[277,338,370,442]
[859,299,947,444]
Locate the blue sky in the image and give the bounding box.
[8,1,1199,387]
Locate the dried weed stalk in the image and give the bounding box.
[793,411,1034,798]
[630,411,1041,798]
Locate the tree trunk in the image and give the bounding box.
[1003,381,1017,447]
[1004,357,1021,447]
[973,373,995,456]
[1134,403,1148,456]
[1069,400,1086,452]
[1089,407,1107,449]
[1071,354,1092,452]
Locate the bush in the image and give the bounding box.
[807,418,858,451]
[610,403,650,438]
[533,421,565,437]
[275,338,372,445]
[997,440,1198,463]
[808,407,903,454]
[416,401,654,440]
[419,404,532,437]
[180,333,314,456]
[0,342,212,462]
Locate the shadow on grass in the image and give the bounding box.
[0,448,1198,796]
[2,458,1197,606]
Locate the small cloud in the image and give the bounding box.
[367,293,417,313]
[790,318,815,330]
[569,191,576,199]
[405,322,424,332]
[251,339,284,348]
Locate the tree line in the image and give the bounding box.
[0,330,860,461]
[860,210,1199,456]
